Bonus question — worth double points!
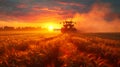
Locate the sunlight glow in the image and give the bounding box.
[48,25,54,31]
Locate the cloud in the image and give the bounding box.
[58,1,85,7]
[0,0,32,21]
[0,0,96,22]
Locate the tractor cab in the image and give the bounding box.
[61,20,77,33]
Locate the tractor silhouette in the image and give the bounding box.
[61,20,77,33]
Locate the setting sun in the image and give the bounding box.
[48,25,54,31]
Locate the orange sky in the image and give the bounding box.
[0,1,120,32]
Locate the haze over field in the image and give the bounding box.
[0,0,120,32]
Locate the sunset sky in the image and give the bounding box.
[0,0,120,32]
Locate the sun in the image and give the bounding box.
[48,25,54,31]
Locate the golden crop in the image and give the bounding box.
[0,31,120,67]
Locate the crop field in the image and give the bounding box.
[0,31,120,67]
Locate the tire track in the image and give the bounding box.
[41,34,64,41]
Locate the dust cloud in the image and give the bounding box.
[73,3,120,32]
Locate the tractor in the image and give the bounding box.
[61,20,77,33]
